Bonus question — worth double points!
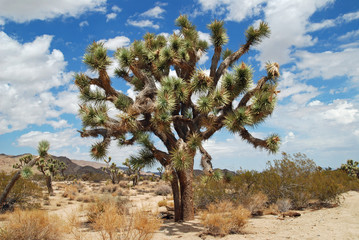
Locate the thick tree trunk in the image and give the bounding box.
[170,173,182,222]
[178,168,194,221]
[0,157,39,206]
[46,175,54,195]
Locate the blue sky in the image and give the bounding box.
[0,0,358,171]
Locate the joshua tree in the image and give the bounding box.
[340,159,359,178]
[75,15,280,221]
[0,140,50,206]
[157,166,164,179]
[102,157,123,184]
[13,142,67,195]
[123,158,144,186]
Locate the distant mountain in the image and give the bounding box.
[0,153,107,176]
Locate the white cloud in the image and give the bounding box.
[338,29,359,41]
[111,5,122,13]
[17,129,141,163]
[140,6,165,19]
[127,19,159,29]
[198,31,212,46]
[322,100,359,124]
[0,31,77,134]
[197,0,266,23]
[0,0,106,24]
[106,13,117,22]
[255,0,334,66]
[307,10,359,32]
[277,71,320,105]
[295,48,359,82]
[98,36,130,51]
[79,21,89,27]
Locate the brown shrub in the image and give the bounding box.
[200,201,250,236]
[154,185,172,196]
[276,198,292,212]
[63,185,78,200]
[244,192,268,215]
[0,209,64,240]
[89,198,161,240]
[157,199,167,207]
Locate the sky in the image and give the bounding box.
[0,0,358,171]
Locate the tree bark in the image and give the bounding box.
[46,175,54,195]
[178,168,194,221]
[0,157,39,206]
[170,173,182,222]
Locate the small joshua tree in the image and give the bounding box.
[14,141,67,195]
[75,15,280,221]
[101,157,123,184]
[157,166,164,179]
[123,158,145,186]
[1,140,51,205]
[340,160,359,178]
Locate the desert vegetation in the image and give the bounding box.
[1,151,358,239]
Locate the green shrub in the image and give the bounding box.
[0,172,43,211]
[194,177,229,209]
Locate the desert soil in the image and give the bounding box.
[2,181,359,240]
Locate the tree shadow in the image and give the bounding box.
[160,219,204,237]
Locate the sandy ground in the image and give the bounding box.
[2,181,359,240]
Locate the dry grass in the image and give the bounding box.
[276,198,292,212]
[63,185,79,200]
[158,199,167,207]
[0,209,64,240]
[200,200,250,236]
[245,192,268,215]
[89,197,162,240]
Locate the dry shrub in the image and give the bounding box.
[200,201,250,236]
[154,185,172,196]
[244,192,268,215]
[158,199,167,207]
[276,198,292,212]
[92,203,125,240]
[89,197,161,240]
[87,195,128,224]
[0,209,64,240]
[63,185,78,200]
[263,203,279,215]
[124,210,162,240]
[65,211,84,240]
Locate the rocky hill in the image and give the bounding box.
[0,153,107,176]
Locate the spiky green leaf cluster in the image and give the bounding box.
[222,63,253,99]
[208,20,228,47]
[84,42,112,71]
[191,70,213,93]
[129,148,156,168]
[211,88,230,107]
[79,104,108,127]
[115,93,134,111]
[187,133,202,150]
[224,107,252,132]
[245,21,270,45]
[161,76,189,102]
[266,134,280,154]
[91,141,108,160]
[37,140,50,158]
[21,166,33,178]
[197,96,213,114]
[250,89,276,124]
[171,148,192,170]
[115,47,133,67]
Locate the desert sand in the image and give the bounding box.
[30,181,358,240]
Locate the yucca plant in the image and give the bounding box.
[75,15,281,221]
